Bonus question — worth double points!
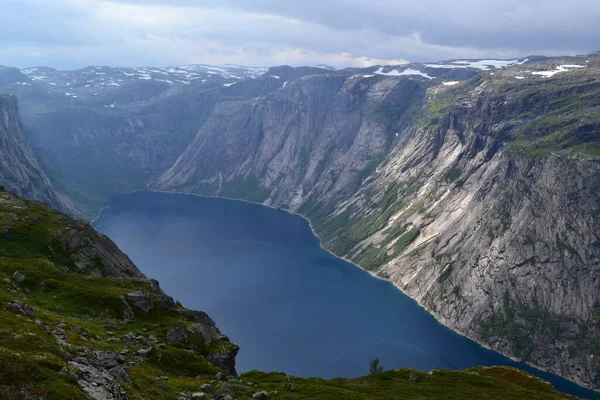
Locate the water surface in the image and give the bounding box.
[94,190,597,399]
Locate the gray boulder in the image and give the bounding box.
[166,325,188,344]
[252,392,269,399]
[187,322,226,344]
[200,383,212,393]
[126,291,153,313]
[12,271,25,284]
[123,306,135,322]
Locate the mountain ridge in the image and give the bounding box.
[153,53,600,390]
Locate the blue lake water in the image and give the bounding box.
[94,190,597,399]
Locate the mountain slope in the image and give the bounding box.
[0,190,239,399]
[154,54,600,390]
[0,94,77,215]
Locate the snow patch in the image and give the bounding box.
[531,64,585,78]
[375,67,433,79]
[223,82,236,87]
[442,81,460,86]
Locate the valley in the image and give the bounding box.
[0,51,599,398]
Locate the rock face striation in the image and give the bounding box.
[0,94,77,214]
[154,53,600,390]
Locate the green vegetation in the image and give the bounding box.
[444,168,462,183]
[478,293,599,364]
[221,174,272,203]
[235,367,576,399]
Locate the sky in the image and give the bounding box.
[1,0,599,70]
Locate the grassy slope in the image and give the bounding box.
[0,190,579,399]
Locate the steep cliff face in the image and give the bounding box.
[0,94,77,215]
[156,74,427,207]
[154,54,600,389]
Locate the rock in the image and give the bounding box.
[191,393,206,399]
[158,343,167,349]
[12,271,25,284]
[200,383,212,393]
[252,391,269,399]
[136,348,152,359]
[68,361,128,400]
[2,278,10,284]
[44,281,57,289]
[135,335,149,346]
[224,396,234,400]
[96,351,125,370]
[109,365,132,385]
[4,228,13,241]
[166,325,188,344]
[59,265,71,273]
[187,322,225,344]
[408,372,420,382]
[126,291,154,313]
[205,345,239,376]
[23,287,31,295]
[215,372,225,381]
[58,322,67,328]
[123,306,135,322]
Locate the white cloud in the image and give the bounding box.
[0,0,597,69]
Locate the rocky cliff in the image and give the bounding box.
[154,54,600,390]
[0,94,77,215]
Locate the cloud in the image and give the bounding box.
[0,0,597,69]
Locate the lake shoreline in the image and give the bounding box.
[94,188,598,398]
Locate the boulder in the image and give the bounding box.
[252,391,269,399]
[96,351,125,370]
[126,291,153,313]
[200,383,212,393]
[166,325,188,344]
[123,306,135,322]
[12,271,25,284]
[187,322,225,344]
[191,393,206,399]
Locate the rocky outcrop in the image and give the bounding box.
[126,291,153,313]
[153,54,600,390]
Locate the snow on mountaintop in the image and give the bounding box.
[425,58,528,71]
[374,67,433,79]
[20,64,268,92]
[531,64,586,78]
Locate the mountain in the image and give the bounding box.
[1,54,598,393]
[0,189,576,400]
[0,93,78,215]
[153,53,600,390]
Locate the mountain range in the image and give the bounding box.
[0,52,598,396]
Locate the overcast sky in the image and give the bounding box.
[1,0,599,69]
